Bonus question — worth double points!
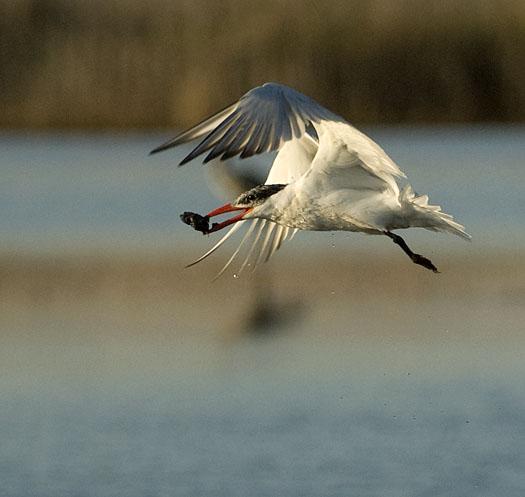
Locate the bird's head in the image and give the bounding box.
[232,184,287,209]
[199,184,288,234]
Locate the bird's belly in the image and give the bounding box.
[273,202,380,233]
[278,187,404,234]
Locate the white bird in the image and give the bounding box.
[151,82,470,275]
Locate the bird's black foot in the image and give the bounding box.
[180,212,210,234]
[410,253,439,273]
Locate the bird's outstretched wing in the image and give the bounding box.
[307,120,406,192]
[151,83,337,276]
[150,82,339,164]
[151,83,406,276]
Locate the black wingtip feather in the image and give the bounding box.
[149,140,180,156]
[203,146,229,163]
[149,145,165,156]
[179,154,194,166]
[220,149,240,161]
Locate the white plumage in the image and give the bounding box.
[151,83,469,275]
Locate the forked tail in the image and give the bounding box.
[400,185,471,240]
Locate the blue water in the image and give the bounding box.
[2,355,525,497]
[1,126,524,253]
[2,127,525,496]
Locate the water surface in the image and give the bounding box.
[1,127,524,496]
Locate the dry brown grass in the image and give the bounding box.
[2,0,525,129]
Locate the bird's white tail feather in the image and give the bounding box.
[400,185,471,240]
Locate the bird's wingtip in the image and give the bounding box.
[149,144,168,156]
[178,155,193,166]
[149,136,183,156]
[149,143,192,166]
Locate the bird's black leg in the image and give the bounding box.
[384,231,439,273]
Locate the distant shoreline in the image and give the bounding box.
[1,251,521,304]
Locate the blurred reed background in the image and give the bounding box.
[2,0,525,129]
[2,2,525,496]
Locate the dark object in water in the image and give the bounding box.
[180,212,210,234]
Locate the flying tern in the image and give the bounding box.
[151,83,470,275]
